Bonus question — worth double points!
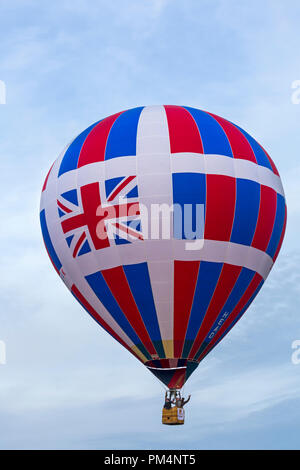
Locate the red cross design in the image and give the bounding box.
[61,182,141,251]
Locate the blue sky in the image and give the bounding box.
[1,0,300,450]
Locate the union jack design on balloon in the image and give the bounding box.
[57,175,142,257]
[40,105,287,392]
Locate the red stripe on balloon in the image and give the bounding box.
[173,261,200,358]
[251,185,277,252]
[77,112,123,167]
[204,174,236,241]
[208,113,257,163]
[57,199,72,214]
[188,264,242,359]
[168,369,186,389]
[195,272,263,362]
[42,162,54,191]
[101,266,158,357]
[71,284,142,362]
[164,105,204,154]
[107,175,136,202]
[72,232,86,258]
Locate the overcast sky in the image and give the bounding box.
[1,0,300,450]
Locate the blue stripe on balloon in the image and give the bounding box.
[123,263,165,358]
[85,270,143,347]
[233,124,273,171]
[184,106,233,157]
[40,210,62,272]
[230,178,260,246]
[105,107,144,160]
[172,172,206,240]
[194,267,256,359]
[58,121,101,177]
[182,261,223,358]
[266,193,286,259]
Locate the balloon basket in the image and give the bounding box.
[162,406,185,425]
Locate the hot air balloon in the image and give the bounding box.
[40,105,286,425]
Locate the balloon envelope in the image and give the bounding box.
[40,105,287,389]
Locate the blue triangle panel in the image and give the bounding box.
[61,189,78,206]
[114,234,131,245]
[105,177,124,199]
[78,239,91,256]
[66,235,74,247]
[126,185,138,198]
[125,219,141,232]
